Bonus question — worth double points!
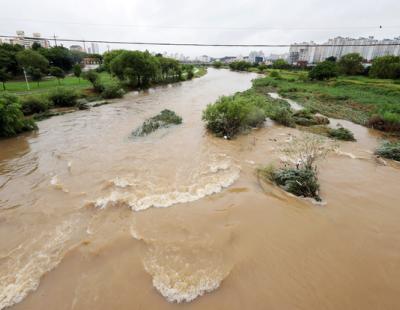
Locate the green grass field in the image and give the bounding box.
[0,73,118,95]
[256,70,400,126]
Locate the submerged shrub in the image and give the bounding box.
[327,126,356,141]
[48,88,78,107]
[100,81,125,99]
[133,109,182,136]
[375,141,400,161]
[272,167,320,200]
[269,107,295,127]
[0,93,37,137]
[20,95,50,115]
[202,94,266,138]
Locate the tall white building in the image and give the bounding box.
[90,42,99,54]
[7,31,50,48]
[289,36,400,64]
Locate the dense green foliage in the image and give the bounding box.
[73,64,82,81]
[254,70,400,132]
[369,56,400,79]
[229,61,252,71]
[327,126,356,141]
[272,59,290,70]
[375,141,400,161]
[49,66,65,84]
[309,61,338,80]
[0,69,11,90]
[48,88,79,107]
[20,95,50,115]
[0,93,37,137]
[133,109,183,136]
[202,93,266,138]
[16,49,49,75]
[260,165,320,200]
[110,51,182,87]
[338,53,364,75]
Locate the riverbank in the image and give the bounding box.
[257,70,400,135]
[1,69,400,310]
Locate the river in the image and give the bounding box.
[1,68,400,310]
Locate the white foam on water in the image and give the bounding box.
[150,269,224,303]
[94,158,240,211]
[142,242,230,303]
[112,177,132,188]
[0,219,78,310]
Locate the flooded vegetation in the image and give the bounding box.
[1,68,400,310]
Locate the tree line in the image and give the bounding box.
[0,42,102,89]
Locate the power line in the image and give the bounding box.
[1,34,400,47]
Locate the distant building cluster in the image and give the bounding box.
[289,36,400,64]
[0,31,50,48]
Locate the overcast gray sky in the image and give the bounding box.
[1,0,399,58]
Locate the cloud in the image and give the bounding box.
[1,0,399,57]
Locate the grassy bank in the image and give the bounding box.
[256,70,400,131]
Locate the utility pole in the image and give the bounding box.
[83,40,86,53]
[53,34,58,46]
[22,67,30,91]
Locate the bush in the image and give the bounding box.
[264,166,320,200]
[292,109,329,126]
[327,126,356,141]
[338,53,364,75]
[203,95,253,137]
[20,95,50,115]
[133,109,182,136]
[309,61,338,80]
[375,141,400,161]
[0,93,37,137]
[100,81,125,99]
[369,56,400,79]
[269,71,281,78]
[269,107,295,127]
[48,88,79,107]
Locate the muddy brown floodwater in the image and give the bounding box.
[1,68,400,310]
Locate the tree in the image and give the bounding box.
[103,49,125,72]
[272,59,290,69]
[31,42,42,50]
[110,50,160,87]
[39,46,74,71]
[325,56,337,62]
[50,66,65,85]
[309,61,338,80]
[27,67,44,87]
[369,55,400,79]
[73,64,82,83]
[338,53,364,75]
[16,49,49,72]
[0,69,11,90]
[0,43,24,76]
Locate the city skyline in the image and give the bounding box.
[1,0,400,57]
